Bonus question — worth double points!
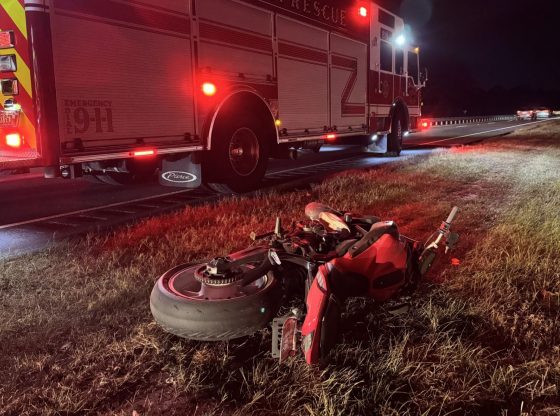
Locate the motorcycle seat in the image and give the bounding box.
[347,221,399,258]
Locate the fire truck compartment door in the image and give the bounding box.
[276,15,329,133]
[329,34,367,129]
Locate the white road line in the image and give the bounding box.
[421,119,553,145]
[268,155,361,176]
[0,189,192,230]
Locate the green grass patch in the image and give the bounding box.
[1,121,560,415]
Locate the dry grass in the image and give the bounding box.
[1,121,560,415]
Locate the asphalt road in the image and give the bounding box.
[0,118,551,254]
[404,118,545,147]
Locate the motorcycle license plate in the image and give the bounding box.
[0,111,19,127]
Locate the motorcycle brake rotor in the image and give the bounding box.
[194,265,240,286]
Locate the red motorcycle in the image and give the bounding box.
[150,203,459,364]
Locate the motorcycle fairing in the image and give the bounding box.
[332,233,408,302]
[301,264,342,364]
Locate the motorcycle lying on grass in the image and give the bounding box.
[150,203,460,365]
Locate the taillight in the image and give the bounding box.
[201,82,217,97]
[0,31,15,49]
[421,120,430,129]
[6,133,22,148]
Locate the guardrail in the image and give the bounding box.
[424,115,516,128]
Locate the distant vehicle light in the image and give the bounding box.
[395,35,406,46]
[131,149,156,157]
[275,119,282,127]
[359,6,368,17]
[326,134,336,140]
[202,82,217,97]
[6,132,22,148]
[421,120,430,129]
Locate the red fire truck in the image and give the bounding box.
[0,0,424,192]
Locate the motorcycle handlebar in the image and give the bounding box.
[446,206,459,225]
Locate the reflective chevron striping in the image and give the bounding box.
[0,0,27,40]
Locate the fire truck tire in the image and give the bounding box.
[387,113,404,156]
[205,114,270,193]
[150,263,282,341]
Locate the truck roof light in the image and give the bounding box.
[6,133,22,148]
[202,82,217,97]
[0,31,15,49]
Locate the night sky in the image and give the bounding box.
[379,0,560,114]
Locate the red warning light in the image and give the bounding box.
[326,134,336,140]
[202,82,217,97]
[131,149,156,158]
[421,120,430,129]
[451,258,461,266]
[6,133,21,148]
[358,6,368,17]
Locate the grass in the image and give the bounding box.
[1,121,560,415]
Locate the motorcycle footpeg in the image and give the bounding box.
[271,314,300,362]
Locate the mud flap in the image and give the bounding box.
[159,153,202,188]
[271,315,298,362]
[364,134,387,154]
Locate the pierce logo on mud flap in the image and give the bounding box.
[161,171,198,183]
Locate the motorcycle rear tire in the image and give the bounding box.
[150,263,282,341]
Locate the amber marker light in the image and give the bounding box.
[202,82,217,96]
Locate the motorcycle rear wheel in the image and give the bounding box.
[150,263,282,341]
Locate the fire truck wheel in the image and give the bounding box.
[205,114,270,193]
[150,263,282,341]
[387,114,404,156]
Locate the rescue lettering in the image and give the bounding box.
[64,99,114,135]
[270,0,347,27]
